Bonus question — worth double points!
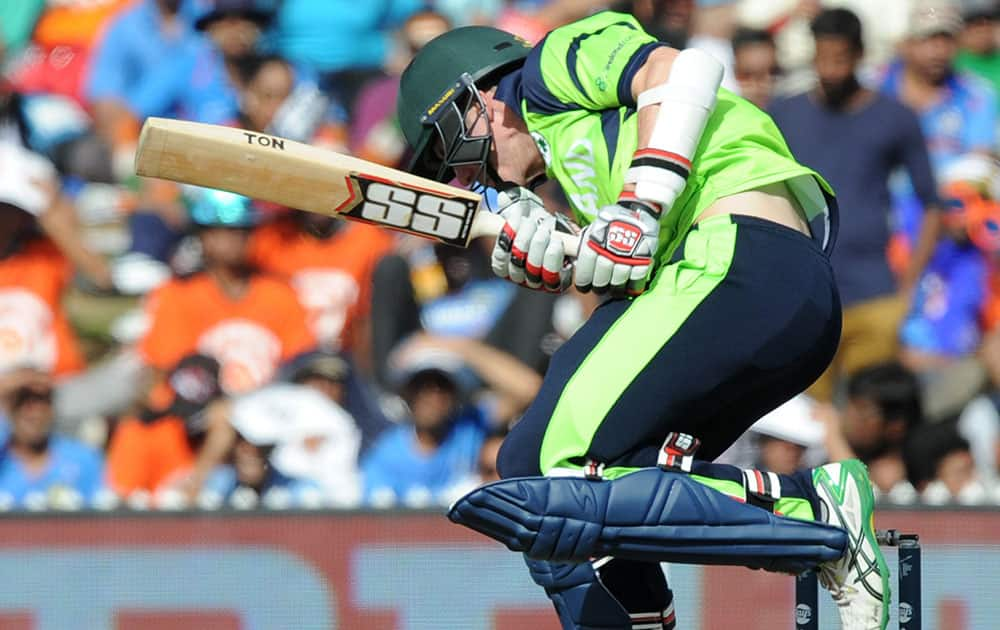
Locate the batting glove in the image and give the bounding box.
[575,197,661,297]
[491,186,573,293]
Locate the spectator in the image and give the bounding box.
[904,419,985,503]
[267,0,424,110]
[899,155,997,375]
[237,55,347,148]
[717,394,827,473]
[282,350,391,453]
[187,350,373,505]
[371,239,558,387]
[362,346,487,507]
[749,395,826,475]
[0,144,88,378]
[440,423,508,504]
[229,382,362,506]
[85,0,237,179]
[612,0,694,48]
[955,0,1000,97]
[139,188,315,404]
[687,0,740,91]
[362,335,541,506]
[956,394,1000,491]
[0,369,104,510]
[105,354,222,505]
[493,0,611,44]
[201,401,324,509]
[351,10,451,167]
[9,0,131,107]
[194,0,273,92]
[736,0,910,93]
[249,211,393,362]
[881,0,997,259]
[731,27,781,109]
[769,8,943,401]
[825,362,924,496]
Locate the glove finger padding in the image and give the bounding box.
[492,185,575,293]
[574,237,597,293]
[591,255,615,295]
[524,215,554,288]
[509,212,540,285]
[542,237,573,292]
[608,263,634,298]
[491,210,522,280]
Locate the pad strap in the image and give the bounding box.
[656,432,700,473]
[743,469,782,512]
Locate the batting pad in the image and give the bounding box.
[448,468,847,575]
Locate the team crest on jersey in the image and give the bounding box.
[530,131,551,167]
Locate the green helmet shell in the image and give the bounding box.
[398,26,532,179]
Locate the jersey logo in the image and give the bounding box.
[530,131,551,168]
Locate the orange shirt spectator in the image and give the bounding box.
[106,415,194,497]
[107,353,224,500]
[0,238,85,378]
[249,214,394,350]
[140,272,315,395]
[11,0,131,105]
[33,0,131,49]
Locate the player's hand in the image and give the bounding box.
[575,201,660,297]
[491,186,573,293]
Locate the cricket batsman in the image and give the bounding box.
[397,11,889,630]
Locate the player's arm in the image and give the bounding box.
[576,46,724,295]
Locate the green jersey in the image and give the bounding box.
[494,11,835,263]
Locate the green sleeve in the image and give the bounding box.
[538,11,662,111]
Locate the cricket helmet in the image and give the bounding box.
[398,26,532,184]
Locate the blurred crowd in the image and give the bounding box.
[0,0,998,512]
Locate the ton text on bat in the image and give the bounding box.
[242,132,285,150]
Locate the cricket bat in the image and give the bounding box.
[134,117,578,253]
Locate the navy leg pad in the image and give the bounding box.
[526,559,634,630]
[448,468,847,574]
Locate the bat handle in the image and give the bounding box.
[472,210,580,256]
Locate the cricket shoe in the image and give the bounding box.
[812,460,890,630]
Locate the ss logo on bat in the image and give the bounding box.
[360,182,468,240]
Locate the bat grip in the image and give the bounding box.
[473,210,580,256]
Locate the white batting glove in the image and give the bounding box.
[575,199,661,297]
[491,186,573,293]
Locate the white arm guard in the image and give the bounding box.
[629,48,724,213]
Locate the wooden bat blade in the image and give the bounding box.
[135,117,490,246]
[135,117,578,253]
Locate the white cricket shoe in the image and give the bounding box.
[812,460,890,630]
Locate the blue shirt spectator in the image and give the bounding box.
[769,91,938,306]
[362,406,487,506]
[267,0,422,75]
[880,63,998,243]
[882,63,998,172]
[0,369,104,510]
[0,435,104,509]
[85,0,237,123]
[900,237,987,357]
